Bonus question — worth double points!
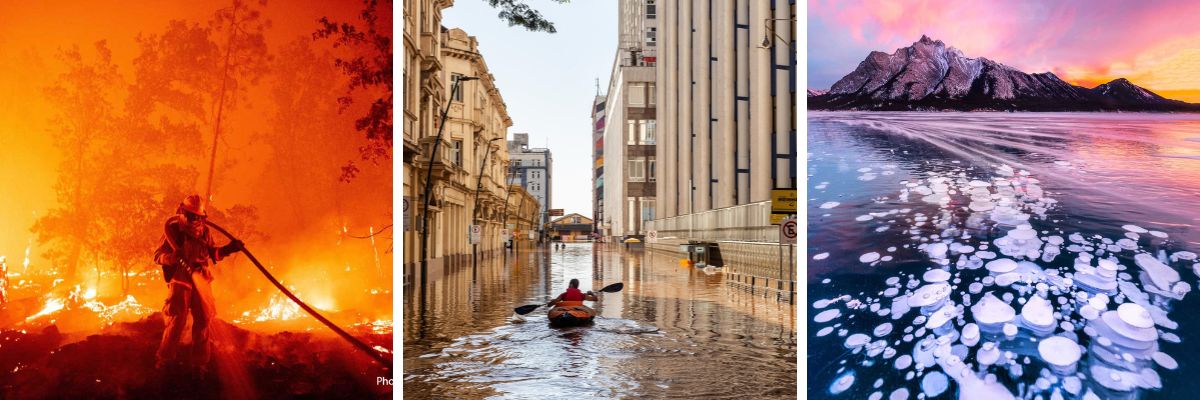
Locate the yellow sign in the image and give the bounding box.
[771,189,797,212]
[770,213,795,225]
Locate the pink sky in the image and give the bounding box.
[808,0,1200,102]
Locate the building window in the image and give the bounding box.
[451,140,463,165]
[646,28,656,47]
[641,199,655,221]
[628,83,645,106]
[451,73,464,102]
[648,159,656,181]
[628,197,637,233]
[641,120,656,144]
[648,83,656,105]
[646,0,656,19]
[627,120,638,145]
[629,159,645,182]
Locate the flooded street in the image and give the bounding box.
[402,243,797,399]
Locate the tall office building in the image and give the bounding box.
[600,0,658,241]
[654,0,796,221]
[591,94,607,237]
[649,0,797,295]
[508,133,553,237]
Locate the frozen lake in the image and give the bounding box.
[807,112,1200,399]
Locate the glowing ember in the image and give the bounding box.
[256,294,304,322]
[22,242,31,272]
[369,319,392,335]
[85,295,153,324]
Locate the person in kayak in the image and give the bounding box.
[546,279,598,326]
[548,278,597,307]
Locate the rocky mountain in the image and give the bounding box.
[811,36,1199,111]
[807,89,827,97]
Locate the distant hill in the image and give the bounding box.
[809,35,1200,112]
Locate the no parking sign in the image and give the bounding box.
[780,217,797,245]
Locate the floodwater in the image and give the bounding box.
[808,112,1200,399]
[403,243,797,399]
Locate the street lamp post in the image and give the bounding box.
[501,168,515,259]
[420,75,477,286]
[472,137,502,269]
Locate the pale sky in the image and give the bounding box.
[442,0,616,217]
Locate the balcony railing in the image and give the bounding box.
[416,137,456,171]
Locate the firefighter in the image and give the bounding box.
[153,194,243,371]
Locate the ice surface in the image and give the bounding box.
[809,156,1200,399]
[820,201,841,209]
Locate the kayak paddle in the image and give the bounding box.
[513,282,624,315]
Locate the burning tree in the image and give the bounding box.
[127,0,272,198]
[32,1,270,298]
[34,41,123,286]
[314,0,393,182]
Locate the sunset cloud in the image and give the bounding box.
[808,0,1200,102]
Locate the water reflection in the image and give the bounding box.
[404,243,797,399]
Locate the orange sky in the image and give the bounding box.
[0,0,387,290]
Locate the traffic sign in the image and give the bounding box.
[770,213,790,225]
[771,189,797,225]
[646,230,658,243]
[780,217,797,244]
[402,197,411,231]
[771,190,797,212]
[549,209,564,217]
[469,225,481,244]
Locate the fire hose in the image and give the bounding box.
[205,221,393,369]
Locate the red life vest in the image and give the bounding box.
[560,287,586,302]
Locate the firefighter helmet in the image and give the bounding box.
[179,194,206,216]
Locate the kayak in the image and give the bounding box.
[548,301,595,326]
